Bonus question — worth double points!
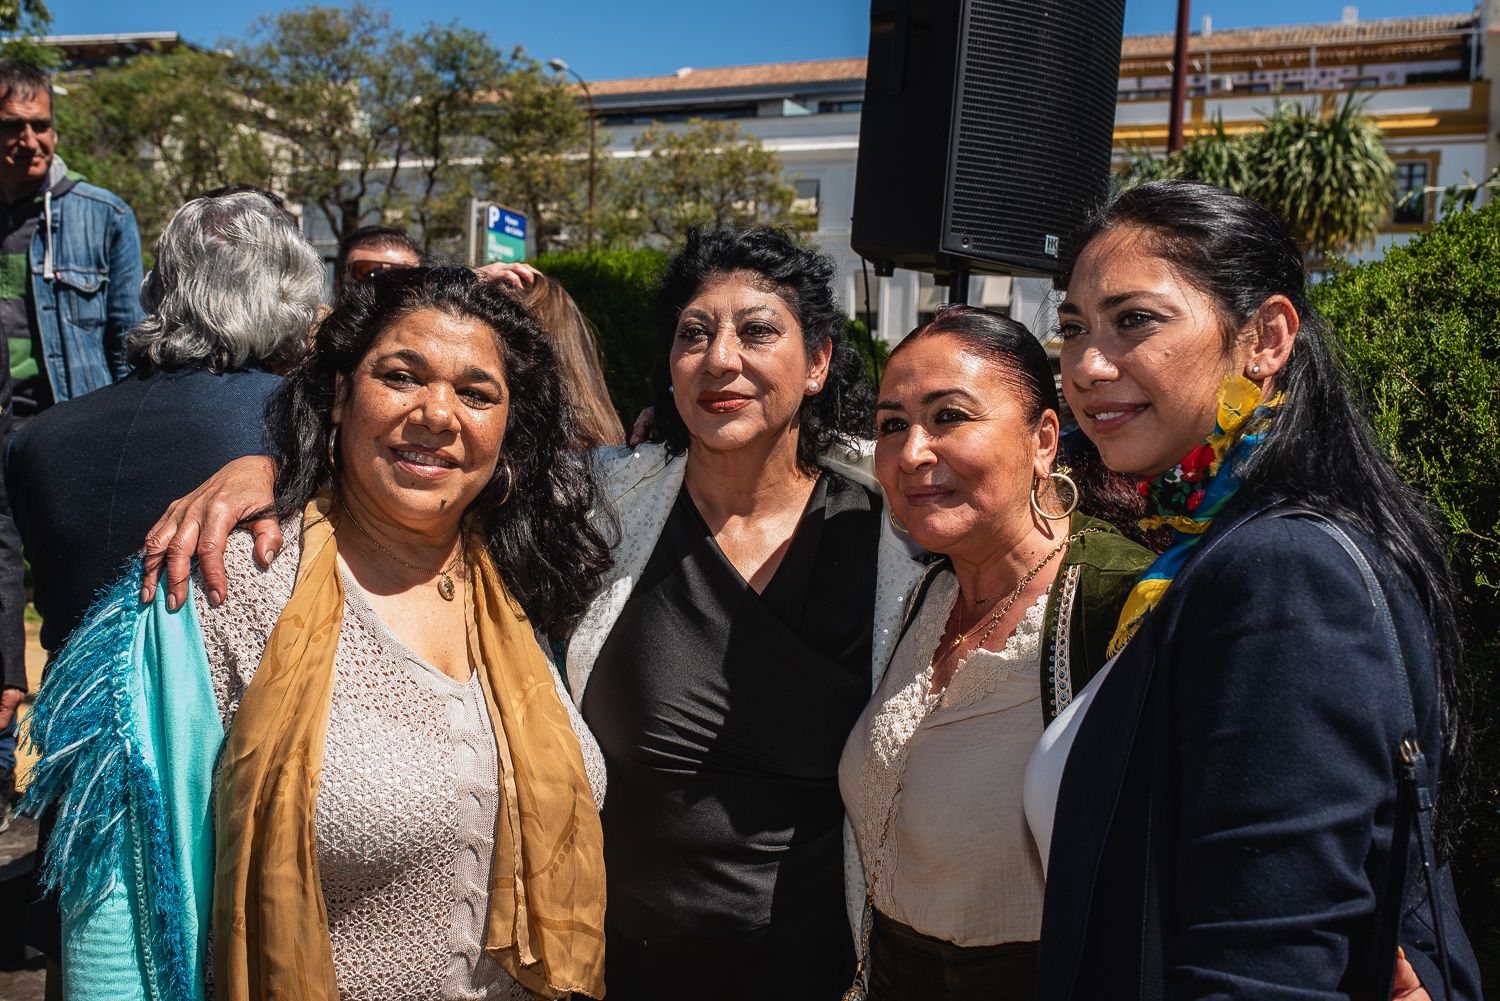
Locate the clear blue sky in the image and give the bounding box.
[50,0,1472,81]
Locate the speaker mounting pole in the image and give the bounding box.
[949,265,970,305]
[1168,0,1192,153]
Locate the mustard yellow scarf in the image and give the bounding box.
[212,496,606,1000]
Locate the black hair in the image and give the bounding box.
[334,225,424,288]
[266,266,613,634]
[650,226,873,473]
[892,304,1161,547]
[1057,178,1464,760]
[0,60,50,108]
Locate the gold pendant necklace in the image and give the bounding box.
[337,496,465,601]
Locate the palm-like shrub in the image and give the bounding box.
[1119,94,1396,261]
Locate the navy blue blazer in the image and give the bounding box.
[1036,497,1481,1000]
[4,366,280,653]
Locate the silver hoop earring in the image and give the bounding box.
[1030,467,1079,521]
[326,426,340,468]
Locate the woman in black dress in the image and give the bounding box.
[566,227,923,999]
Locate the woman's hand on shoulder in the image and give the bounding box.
[628,407,655,447]
[140,455,280,612]
[473,261,542,290]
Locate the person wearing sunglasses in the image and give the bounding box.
[333,225,422,296]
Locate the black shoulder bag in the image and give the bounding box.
[1137,507,1456,1000]
[1300,513,1454,1001]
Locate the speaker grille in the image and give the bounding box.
[947,0,1126,270]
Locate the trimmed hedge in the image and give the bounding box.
[534,247,672,428]
[1312,204,1500,982]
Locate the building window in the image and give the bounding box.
[818,99,863,114]
[793,178,820,219]
[1394,161,1432,225]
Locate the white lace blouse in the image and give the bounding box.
[837,570,1049,947]
[195,523,605,1001]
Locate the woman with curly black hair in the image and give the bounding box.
[26,268,611,1001]
[561,226,923,1000]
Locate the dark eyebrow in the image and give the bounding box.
[922,387,978,407]
[375,348,426,368]
[1058,291,1156,316]
[375,349,501,389]
[461,366,503,389]
[875,387,977,412]
[734,304,781,321]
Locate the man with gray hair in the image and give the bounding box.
[0,57,145,821]
[2,188,323,973]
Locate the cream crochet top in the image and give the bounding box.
[193,522,605,1001]
[838,569,1049,947]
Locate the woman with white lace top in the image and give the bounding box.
[23,268,611,1001]
[838,306,1152,1001]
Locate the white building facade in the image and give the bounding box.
[587,9,1492,344]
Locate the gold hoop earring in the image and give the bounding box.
[1030,466,1079,521]
[497,459,514,506]
[327,426,340,468]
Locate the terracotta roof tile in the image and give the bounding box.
[586,13,1473,98]
[589,57,866,98]
[1120,12,1475,58]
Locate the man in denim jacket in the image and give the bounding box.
[0,58,144,825]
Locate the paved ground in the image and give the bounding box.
[0,617,49,1001]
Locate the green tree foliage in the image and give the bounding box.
[391,27,512,259]
[1120,95,1396,260]
[1120,117,1251,192]
[237,4,413,246]
[53,47,279,251]
[532,246,670,423]
[1311,202,1500,983]
[476,55,592,257]
[0,0,55,66]
[236,8,586,257]
[601,120,809,247]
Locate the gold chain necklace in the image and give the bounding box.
[842,527,1101,1001]
[944,529,1101,654]
[336,495,465,601]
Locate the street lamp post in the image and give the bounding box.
[549,58,597,249]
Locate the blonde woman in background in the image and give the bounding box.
[522,274,626,447]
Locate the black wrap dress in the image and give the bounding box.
[582,469,879,1000]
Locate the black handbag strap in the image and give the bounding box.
[1134,505,1453,1000]
[1296,513,1454,1001]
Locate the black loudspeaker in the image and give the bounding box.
[851,0,1127,278]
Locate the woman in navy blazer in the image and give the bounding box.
[1028,181,1480,1000]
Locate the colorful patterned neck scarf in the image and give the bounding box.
[1105,375,1284,657]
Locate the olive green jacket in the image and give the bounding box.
[1037,514,1154,723]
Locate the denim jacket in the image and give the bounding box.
[27,157,144,402]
